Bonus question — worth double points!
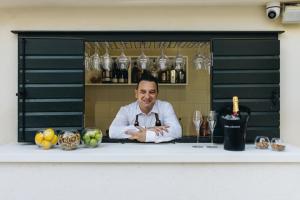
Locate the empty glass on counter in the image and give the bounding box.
[192,110,204,148]
[207,110,218,148]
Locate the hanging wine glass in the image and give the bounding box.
[157,45,169,72]
[117,44,130,83]
[85,52,91,71]
[175,45,185,71]
[101,43,113,83]
[193,42,206,70]
[137,43,150,71]
[204,42,212,74]
[117,47,130,70]
[102,46,112,71]
[91,42,101,72]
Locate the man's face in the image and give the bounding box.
[135,80,158,112]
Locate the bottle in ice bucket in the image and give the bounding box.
[222,96,250,151]
[232,96,240,119]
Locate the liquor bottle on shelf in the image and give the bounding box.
[178,67,186,83]
[131,61,140,83]
[170,64,177,84]
[166,66,170,83]
[122,68,128,83]
[111,59,118,83]
[175,62,185,83]
[159,69,167,83]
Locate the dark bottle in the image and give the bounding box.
[111,59,118,83]
[178,69,185,83]
[131,62,139,83]
[123,68,128,83]
[166,67,170,83]
[159,70,167,83]
[200,117,209,136]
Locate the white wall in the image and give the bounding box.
[0,6,299,145]
[1,162,300,200]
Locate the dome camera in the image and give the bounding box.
[266,2,281,20]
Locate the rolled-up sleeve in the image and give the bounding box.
[145,102,182,143]
[109,107,138,139]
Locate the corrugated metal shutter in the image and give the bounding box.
[18,38,84,142]
[212,39,280,142]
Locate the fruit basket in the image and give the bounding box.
[34,128,58,150]
[82,128,102,148]
[58,130,81,150]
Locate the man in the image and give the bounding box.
[109,72,182,143]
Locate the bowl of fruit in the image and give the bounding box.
[58,130,81,150]
[34,128,58,150]
[82,128,102,148]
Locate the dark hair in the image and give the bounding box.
[137,71,159,92]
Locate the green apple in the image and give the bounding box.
[89,138,98,147]
[95,133,102,141]
[84,136,91,145]
[87,131,96,137]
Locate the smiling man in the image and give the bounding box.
[109,72,182,143]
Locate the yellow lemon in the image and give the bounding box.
[35,132,44,145]
[50,134,58,145]
[41,140,52,150]
[43,128,55,141]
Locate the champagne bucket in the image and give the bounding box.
[221,106,251,151]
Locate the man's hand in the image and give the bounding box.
[128,127,147,142]
[147,125,169,136]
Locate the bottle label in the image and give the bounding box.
[170,70,176,83]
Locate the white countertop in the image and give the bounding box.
[1,143,300,163]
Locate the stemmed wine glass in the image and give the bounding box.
[192,110,203,148]
[207,111,218,148]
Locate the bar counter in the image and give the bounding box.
[1,143,300,163]
[1,143,300,200]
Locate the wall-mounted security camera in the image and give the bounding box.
[266,2,281,20]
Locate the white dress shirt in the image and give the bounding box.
[109,100,182,143]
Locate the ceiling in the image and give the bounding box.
[0,0,294,8]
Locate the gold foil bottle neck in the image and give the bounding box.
[232,96,239,114]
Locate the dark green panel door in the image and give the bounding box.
[212,39,280,143]
[18,38,84,142]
